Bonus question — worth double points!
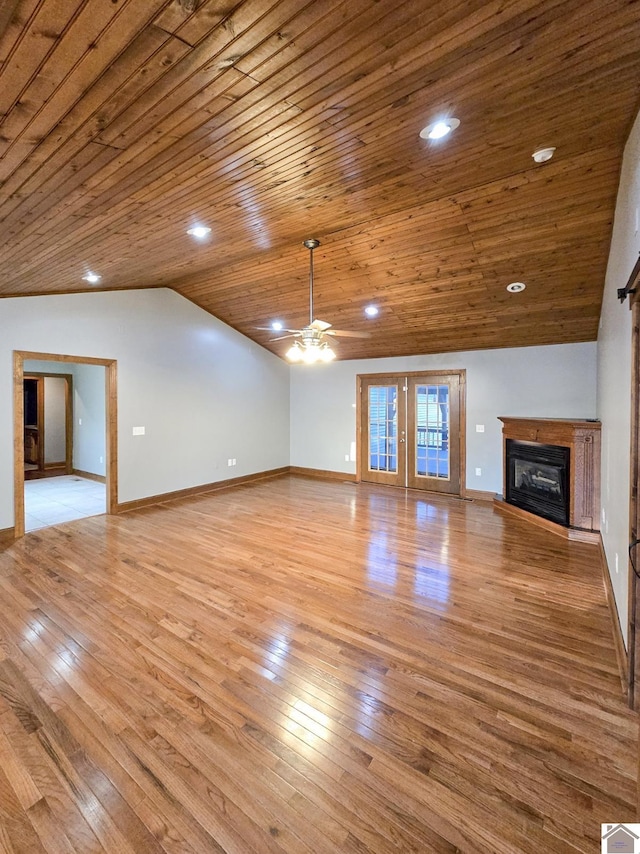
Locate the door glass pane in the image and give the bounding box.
[415,384,449,479]
[368,386,397,472]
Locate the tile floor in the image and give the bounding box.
[24,475,106,532]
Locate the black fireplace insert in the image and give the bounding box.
[505,439,570,526]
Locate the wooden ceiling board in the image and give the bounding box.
[0,0,638,360]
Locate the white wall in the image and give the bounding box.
[73,363,106,477]
[597,110,640,646]
[290,342,597,494]
[43,377,67,464]
[0,289,290,528]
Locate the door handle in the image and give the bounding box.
[399,438,405,443]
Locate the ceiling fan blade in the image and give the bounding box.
[268,332,301,341]
[325,328,372,338]
[255,327,300,333]
[309,319,332,331]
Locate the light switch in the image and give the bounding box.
[476,424,485,432]
[132,426,145,436]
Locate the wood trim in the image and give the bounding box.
[493,496,600,544]
[0,526,15,545]
[17,351,118,366]
[14,351,117,538]
[466,488,497,502]
[117,467,290,514]
[356,369,468,381]
[459,371,467,499]
[289,467,357,483]
[36,376,45,471]
[65,374,73,474]
[72,469,106,484]
[598,535,629,697]
[106,361,117,515]
[44,462,67,470]
[13,352,25,538]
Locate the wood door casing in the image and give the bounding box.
[629,294,640,709]
[358,370,465,496]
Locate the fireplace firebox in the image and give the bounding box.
[505,439,570,526]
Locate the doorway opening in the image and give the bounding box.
[13,351,118,538]
[23,371,73,481]
[357,370,466,495]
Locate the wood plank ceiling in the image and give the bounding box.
[0,0,639,359]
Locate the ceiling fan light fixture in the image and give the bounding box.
[420,117,460,141]
[319,344,336,362]
[301,346,321,364]
[82,271,101,284]
[286,343,303,362]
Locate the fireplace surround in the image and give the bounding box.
[497,417,601,537]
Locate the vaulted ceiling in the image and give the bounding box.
[0,0,639,359]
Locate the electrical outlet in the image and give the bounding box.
[475,467,482,477]
[132,426,145,436]
[228,459,233,466]
[78,418,82,426]
[345,454,350,461]
[232,459,236,465]
[476,424,484,433]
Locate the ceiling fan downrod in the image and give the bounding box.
[303,238,320,327]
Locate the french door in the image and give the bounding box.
[358,371,465,495]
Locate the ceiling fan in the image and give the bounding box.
[257,239,370,363]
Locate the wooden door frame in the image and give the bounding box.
[24,371,74,475]
[13,351,118,538]
[627,281,640,712]
[356,369,466,496]
[23,376,45,472]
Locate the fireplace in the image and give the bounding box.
[506,440,570,526]
[497,417,601,537]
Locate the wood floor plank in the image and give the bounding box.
[0,476,635,852]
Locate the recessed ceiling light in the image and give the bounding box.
[420,118,460,141]
[186,225,211,239]
[364,305,379,317]
[506,282,526,293]
[82,272,101,284]
[271,320,284,331]
[532,147,556,164]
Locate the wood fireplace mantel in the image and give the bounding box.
[498,417,601,534]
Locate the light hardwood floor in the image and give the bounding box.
[0,475,635,853]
